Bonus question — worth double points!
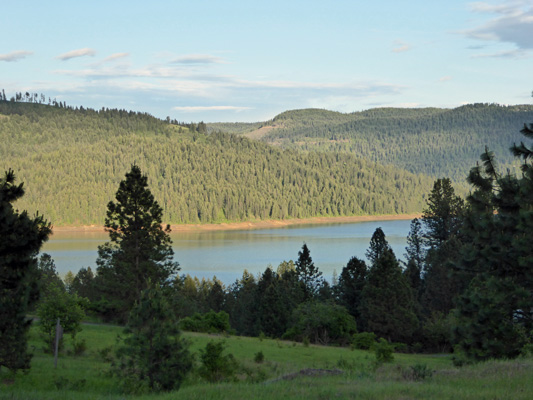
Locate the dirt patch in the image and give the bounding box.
[244,124,281,140]
[267,368,343,383]
[51,214,420,234]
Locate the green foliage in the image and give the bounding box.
[198,340,238,382]
[36,283,86,352]
[403,363,433,381]
[96,165,180,322]
[232,104,533,182]
[352,332,376,350]
[295,243,322,299]
[360,246,418,344]
[284,301,357,345]
[0,101,434,226]
[374,338,394,364]
[253,350,265,364]
[114,284,193,392]
[0,169,51,373]
[179,310,231,333]
[452,122,533,362]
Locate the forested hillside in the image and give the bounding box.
[0,100,434,226]
[209,104,533,182]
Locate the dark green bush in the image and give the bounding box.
[374,338,394,363]
[352,332,376,350]
[198,340,238,382]
[179,310,231,334]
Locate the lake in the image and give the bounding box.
[42,219,413,285]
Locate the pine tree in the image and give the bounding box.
[335,256,367,329]
[360,248,418,343]
[0,169,51,373]
[295,243,322,300]
[453,123,533,361]
[114,284,192,392]
[365,227,390,266]
[96,165,179,322]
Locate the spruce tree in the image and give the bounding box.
[0,169,51,373]
[365,227,390,265]
[335,256,367,329]
[115,284,192,392]
[295,243,322,300]
[96,165,179,322]
[453,123,533,361]
[360,248,418,343]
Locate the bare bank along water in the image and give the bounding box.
[42,219,412,284]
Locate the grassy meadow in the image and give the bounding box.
[1,322,532,399]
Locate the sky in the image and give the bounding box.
[1,0,532,122]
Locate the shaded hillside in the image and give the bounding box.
[1,101,434,226]
[212,104,533,182]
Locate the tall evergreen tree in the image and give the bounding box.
[360,247,418,343]
[453,123,533,361]
[422,178,464,248]
[335,256,367,329]
[0,169,51,373]
[365,227,390,266]
[295,243,322,300]
[96,165,179,322]
[114,284,192,392]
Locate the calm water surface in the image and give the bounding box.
[42,219,412,284]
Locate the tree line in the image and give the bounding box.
[214,104,533,183]
[0,99,435,225]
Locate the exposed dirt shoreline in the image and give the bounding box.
[51,214,420,234]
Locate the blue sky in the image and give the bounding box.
[1,0,532,122]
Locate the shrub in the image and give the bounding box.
[407,363,433,381]
[374,338,394,364]
[352,332,376,350]
[180,310,231,334]
[198,340,238,382]
[284,301,357,345]
[254,350,265,363]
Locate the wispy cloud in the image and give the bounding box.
[173,105,252,112]
[471,48,527,58]
[392,40,411,53]
[462,1,533,50]
[439,76,453,82]
[0,50,33,62]
[171,54,225,65]
[101,53,129,63]
[56,48,96,61]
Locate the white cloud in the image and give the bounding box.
[101,53,129,63]
[171,54,225,64]
[463,1,533,49]
[471,48,527,58]
[392,40,411,53]
[0,50,33,62]
[56,48,96,61]
[439,76,453,82]
[173,105,252,112]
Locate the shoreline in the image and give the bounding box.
[51,214,420,234]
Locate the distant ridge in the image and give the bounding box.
[1,100,434,226]
[209,104,533,182]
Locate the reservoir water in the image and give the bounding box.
[42,219,412,285]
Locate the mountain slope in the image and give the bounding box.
[210,104,533,182]
[1,101,434,226]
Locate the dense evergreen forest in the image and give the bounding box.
[210,104,533,182]
[0,99,434,226]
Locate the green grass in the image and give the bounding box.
[1,322,532,399]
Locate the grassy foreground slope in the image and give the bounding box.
[1,101,434,226]
[1,323,532,400]
[210,104,533,182]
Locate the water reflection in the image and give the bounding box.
[42,219,412,285]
